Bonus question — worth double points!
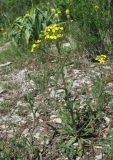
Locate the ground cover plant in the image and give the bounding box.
[1,0,113,160]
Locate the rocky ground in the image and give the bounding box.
[0,55,113,159]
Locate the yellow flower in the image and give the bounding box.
[51,8,56,14]
[95,54,107,63]
[31,43,37,52]
[67,15,70,19]
[52,36,57,39]
[25,11,30,17]
[36,40,41,43]
[60,27,64,30]
[58,10,61,14]
[54,13,59,18]
[65,9,70,15]
[57,34,63,38]
[48,26,52,29]
[31,23,64,53]
[47,28,51,31]
[52,29,55,33]
[31,48,34,53]
[54,27,59,31]
[43,24,64,41]
[53,24,57,27]
[95,5,99,11]
[25,13,30,17]
[46,35,50,39]
[32,44,37,48]
[51,36,54,39]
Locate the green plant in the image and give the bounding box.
[58,76,107,159]
[29,19,110,158]
[56,0,113,57]
[101,133,113,159]
[0,0,32,29]
[11,4,60,45]
[55,0,73,13]
[56,44,107,157]
[81,1,112,52]
[23,91,36,128]
[0,136,41,160]
[0,42,31,67]
[0,101,14,114]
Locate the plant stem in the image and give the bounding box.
[56,42,75,129]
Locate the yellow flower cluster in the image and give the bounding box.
[51,8,61,18]
[31,39,42,52]
[43,24,64,40]
[95,54,107,63]
[31,24,64,52]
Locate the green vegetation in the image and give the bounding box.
[0,0,113,159]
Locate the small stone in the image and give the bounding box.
[35,112,39,118]
[50,115,57,119]
[0,89,6,94]
[94,146,102,149]
[95,154,102,160]
[39,119,43,123]
[72,81,80,88]
[30,80,35,87]
[50,89,55,98]
[16,101,22,106]
[10,114,26,125]
[62,42,71,48]
[16,101,29,107]
[73,143,78,147]
[0,97,4,103]
[1,125,7,129]
[50,76,55,80]
[34,132,40,139]
[56,89,65,98]
[22,128,29,137]
[8,129,14,138]
[0,62,12,67]
[45,139,49,145]
[29,113,36,120]
[52,118,62,123]
[104,117,110,125]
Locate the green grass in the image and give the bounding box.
[0,42,33,72]
[0,137,41,160]
[0,43,30,63]
[0,101,15,114]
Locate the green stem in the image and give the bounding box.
[56,42,75,129]
[31,0,34,8]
